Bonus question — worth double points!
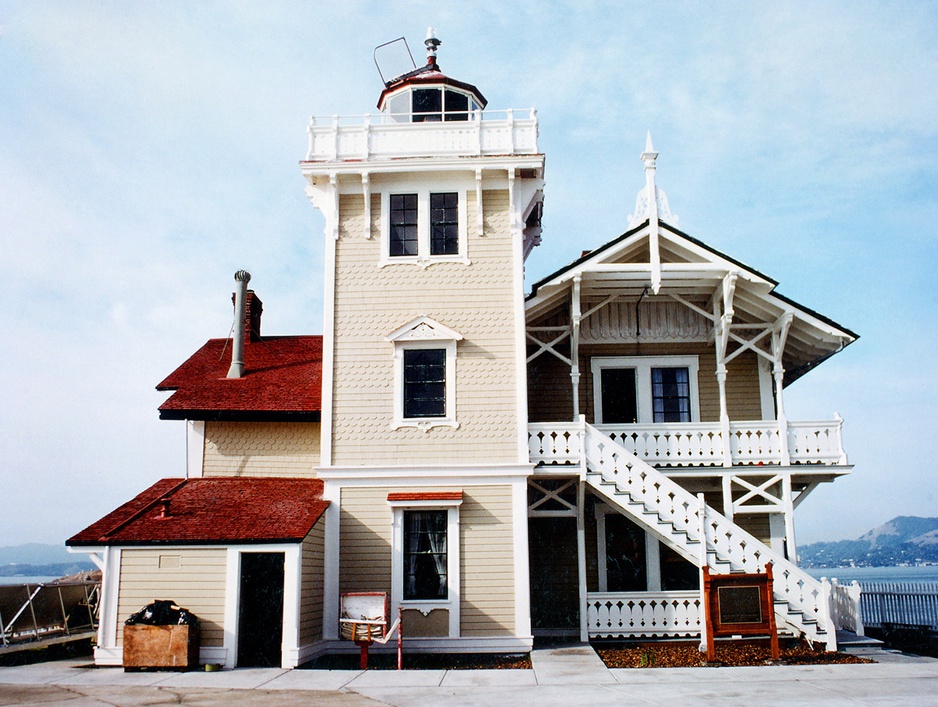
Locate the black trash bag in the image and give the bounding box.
[125,600,199,626]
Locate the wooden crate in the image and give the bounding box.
[123,624,200,670]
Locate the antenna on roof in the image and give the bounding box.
[373,37,417,87]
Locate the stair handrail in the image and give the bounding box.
[582,422,835,648]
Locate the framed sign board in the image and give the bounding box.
[703,564,779,661]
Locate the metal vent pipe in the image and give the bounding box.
[227,270,251,378]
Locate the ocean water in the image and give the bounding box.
[803,565,938,585]
[0,575,60,586]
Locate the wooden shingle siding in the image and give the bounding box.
[117,548,227,648]
[299,522,325,644]
[339,487,392,594]
[202,422,320,477]
[460,485,515,636]
[331,190,520,466]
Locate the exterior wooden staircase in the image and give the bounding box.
[579,422,835,649]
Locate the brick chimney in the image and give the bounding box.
[245,290,263,343]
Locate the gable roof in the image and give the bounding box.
[525,218,858,385]
[528,219,779,299]
[67,477,327,547]
[157,335,323,421]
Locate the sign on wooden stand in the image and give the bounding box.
[702,563,779,662]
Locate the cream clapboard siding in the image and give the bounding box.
[116,548,227,648]
[339,487,392,595]
[331,189,519,466]
[299,522,325,645]
[528,342,764,425]
[202,421,320,477]
[340,485,516,637]
[460,485,515,636]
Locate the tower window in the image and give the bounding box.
[403,348,446,418]
[390,194,419,256]
[430,192,459,255]
[383,190,467,265]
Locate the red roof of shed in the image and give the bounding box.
[157,335,322,421]
[67,477,327,547]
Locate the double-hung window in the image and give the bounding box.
[388,492,463,637]
[382,188,468,266]
[389,194,418,256]
[429,192,459,255]
[403,510,448,600]
[403,349,446,419]
[387,316,462,431]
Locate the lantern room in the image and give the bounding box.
[376,29,487,123]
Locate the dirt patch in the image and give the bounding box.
[596,639,873,668]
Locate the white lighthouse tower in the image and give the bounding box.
[302,31,544,652]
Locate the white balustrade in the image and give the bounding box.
[305,109,539,162]
[529,418,846,468]
[579,422,835,648]
[828,578,864,636]
[587,592,701,638]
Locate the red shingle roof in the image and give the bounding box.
[157,336,322,420]
[67,477,328,546]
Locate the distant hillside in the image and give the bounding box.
[800,516,938,568]
[0,543,95,577]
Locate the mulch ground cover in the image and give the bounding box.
[304,651,532,670]
[596,639,873,668]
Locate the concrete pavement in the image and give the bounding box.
[1,645,937,705]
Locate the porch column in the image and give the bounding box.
[773,365,790,466]
[717,368,732,468]
[577,480,588,642]
[721,474,734,520]
[570,275,582,421]
[772,314,793,466]
[712,273,737,468]
[781,475,798,563]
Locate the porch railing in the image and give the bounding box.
[827,578,864,636]
[587,591,701,638]
[528,418,846,468]
[305,109,539,162]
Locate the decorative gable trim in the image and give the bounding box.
[386,316,464,343]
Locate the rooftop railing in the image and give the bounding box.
[305,109,539,162]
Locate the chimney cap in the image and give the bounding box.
[234,270,251,283]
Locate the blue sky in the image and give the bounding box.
[1,1,936,548]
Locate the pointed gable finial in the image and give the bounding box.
[642,131,657,167]
[628,131,677,229]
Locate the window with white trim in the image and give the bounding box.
[387,317,462,431]
[388,493,462,637]
[403,510,448,600]
[591,355,700,424]
[382,189,468,266]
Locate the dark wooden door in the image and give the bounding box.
[237,552,285,668]
[528,517,579,631]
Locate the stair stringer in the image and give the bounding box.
[582,422,835,649]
